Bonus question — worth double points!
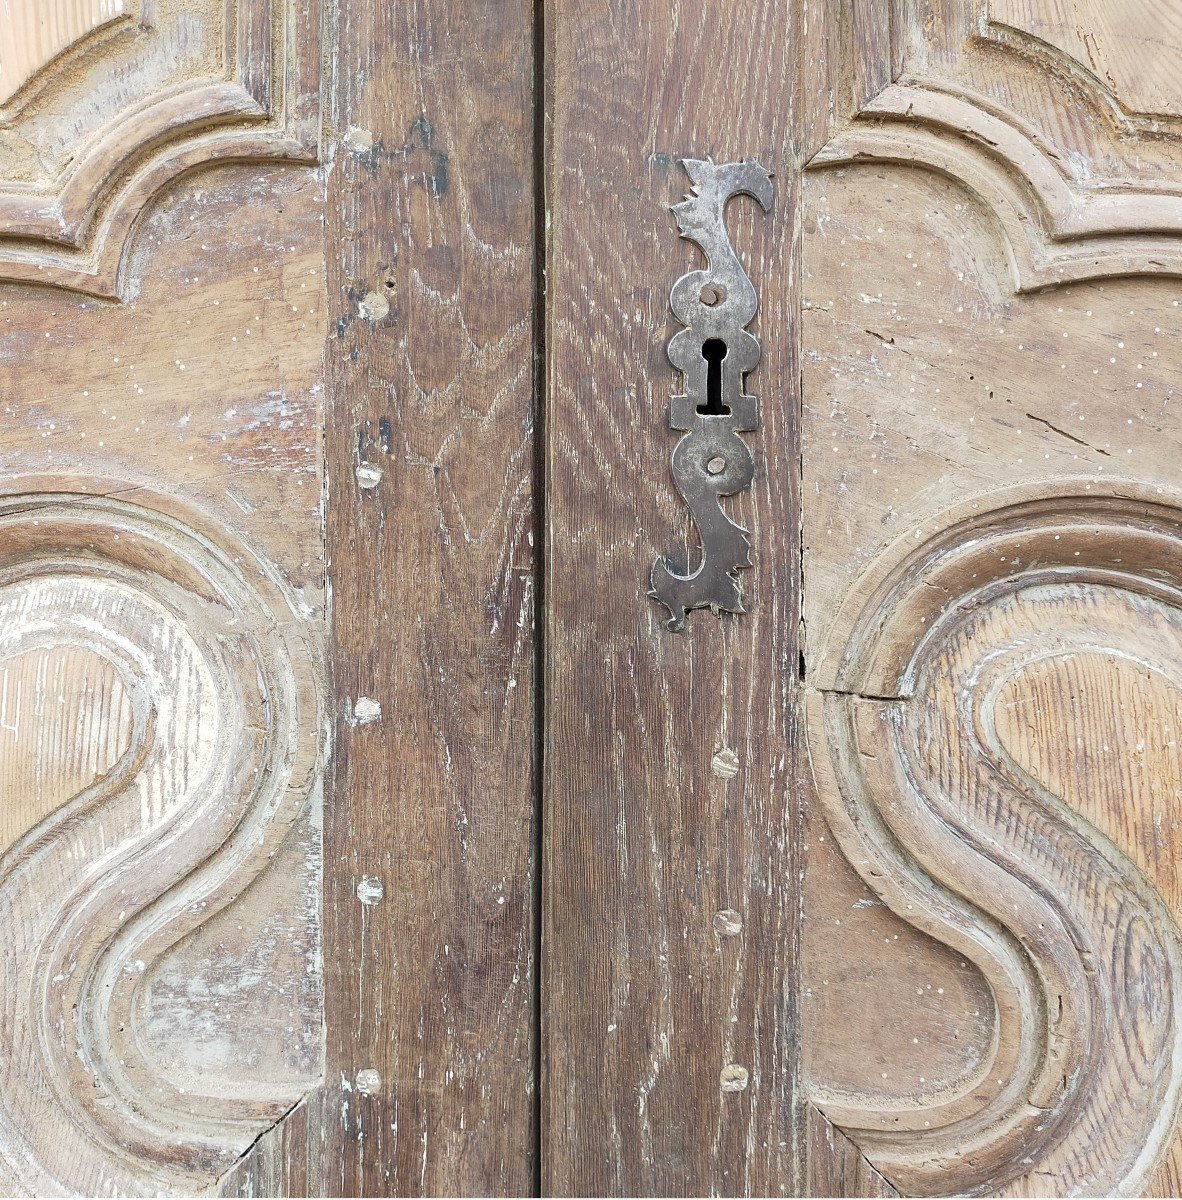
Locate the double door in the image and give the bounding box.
[1,1,1180,1195]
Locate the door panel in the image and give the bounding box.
[0,3,327,1193]
[800,1,1182,1194]
[0,0,319,297]
[0,180,327,1193]
[314,0,538,1194]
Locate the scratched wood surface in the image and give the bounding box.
[0,0,127,103]
[797,1,1182,1194]
[14,0,1182,1195]
[541,2,803,1193]
[0,155,327,1193]
[278,0,537,1194]
[0,646,132,849]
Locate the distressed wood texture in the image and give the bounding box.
[0,158,327,1193]
[297,0,539,1194]
[0,0,327,1191]
[542,3,802,1194]
[806,1106,899,1200]
[0,0,320,297]
[799,0,1182,1195]
[0,0,128,103]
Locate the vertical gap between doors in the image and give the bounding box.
[530,0,547,1195]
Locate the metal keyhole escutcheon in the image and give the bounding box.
[649,157,773,632]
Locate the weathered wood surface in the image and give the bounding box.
[0,0,319,297]
[0,0,127,104]
[799,1,1182,1194]
[299,0,539,1194]
[541,2,802,1193]
[12,0,1182,1195]
[0,159,327,1194]
[0,645,133,849]
[806,1106,899,1200]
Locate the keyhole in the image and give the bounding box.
[698,338,729,415]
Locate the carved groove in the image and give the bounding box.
[0,492,321,1195]
[984,0,1182,123]
[0,0,320,299]
[812,1,1182,291]
[811,496,1182,1195]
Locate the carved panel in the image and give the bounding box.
[987,0,1182,119]
[809,497,1182,1195]
[809,0,1182,289]
[0,0,132,105]
[801,56,1182,1187]
[0,0,320,298]
[0,491,321,1194]
[0,644,133,847]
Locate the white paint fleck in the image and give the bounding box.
[355,1068,381,1096]
[352,697,381,725]
[357,875,385,905]
[711,748,740,779]
[358,291,390,322]
[356,462,382,490]
[345,127,375,153]
[713,909,743,937]
[720,1064,749,1092]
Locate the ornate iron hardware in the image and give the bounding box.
[649,158,772,632]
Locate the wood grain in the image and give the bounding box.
[801,808,997,1117]
[541,2,802,1193]
[806,1106,898,1199]
[0,0,319,297]
[992,605,1182,1197]
[807,1,1182,290]
[0,495,322,1195]
[0,0,127,105]
[0,646,132,850]
[989,0,1182,117]
[10,1,1182,1195]
[812,513,1182,1194]
[0,159,326,1194]
[306,0,539,1193]
[798,5,1182,1185]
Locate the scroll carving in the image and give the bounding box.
[985,0,1182,122]
[810,495,1182,1195]
[0,491,321,1195]
[810,0,1182,290]
[0,0,320,299]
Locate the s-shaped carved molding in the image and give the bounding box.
[809,0,1182,291]
[0,0,320,299]
[809,495,1182,1196]
[0,490,322,1196]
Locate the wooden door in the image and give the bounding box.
[798,4,1182,1194]
[4,0,1182,1197]
[0,1,535,1194]
[543,1,1182,1196]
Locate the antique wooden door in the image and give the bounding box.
[3,0,1182,1196]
